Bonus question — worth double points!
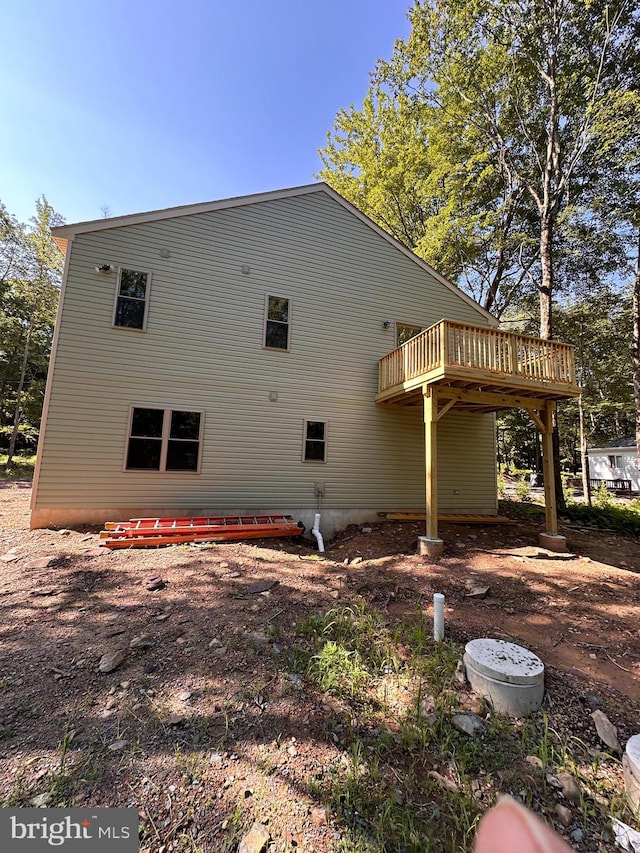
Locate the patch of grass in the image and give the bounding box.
[309,641,370,698]
[294,598,625,852]
[297,600,399,673]
[0,453,35,479]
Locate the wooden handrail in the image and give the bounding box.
[378,320,576,393]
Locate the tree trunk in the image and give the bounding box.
[539,216,554,340]
[538,214,566,513]
[578,394,591,506]
[633,224,640,485]
[6,320,32,468]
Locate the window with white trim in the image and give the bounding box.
[608,454,623,468]
[125,407,203,472]
[396,323,423,346]
[303,420,327,462]
[114,268,150,330]
[264,294,290,350]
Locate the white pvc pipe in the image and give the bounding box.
[311,512,325,553]
[433,593,445,642]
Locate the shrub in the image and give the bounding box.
[593,483,614,509]
[515,478,531,502]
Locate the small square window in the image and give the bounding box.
[265,295,290,350]
[303,420,327,462]
[608,455,623,468]
[396,323,423,346]
[114,268,150,330]
[125,407,202,472]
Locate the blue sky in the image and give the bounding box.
[1,0,410,225]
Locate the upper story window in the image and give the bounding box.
[396,323,423,346]
[114,268,150,330]
[264,295,290,350]
[608,454,623,468]
[125,406,202,472]
[303,420,327,462]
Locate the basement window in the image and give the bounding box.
[114,268,150,330]
[264,294,290,350]
[125,407,203,472]
[303,420,327,462]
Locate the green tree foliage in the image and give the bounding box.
[318,86,539,318]
[0,198,63,464]
[320,0,639,335]
[555,288,635,452]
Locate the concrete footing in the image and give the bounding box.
[418,536,444,558]
[538,532,567,552]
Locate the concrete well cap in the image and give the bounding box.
[464,638,544,685]
[626,735,640,781]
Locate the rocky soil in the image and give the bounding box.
[1,481,639,852]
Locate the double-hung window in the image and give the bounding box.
[264,295,290,350]
[126,407,203,472]
[303,420,327,462]
[114,268,150,330]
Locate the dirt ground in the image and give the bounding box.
[1,482,639,851]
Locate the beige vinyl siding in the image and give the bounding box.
[33,191,496,521]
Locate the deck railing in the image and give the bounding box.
[378,320,576,394]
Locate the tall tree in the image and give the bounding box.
[318,87,539,317]
[1,197,63,466]
[375,0,639,339]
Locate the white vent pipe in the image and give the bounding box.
[433,593,445,642]
[311,513,325,553]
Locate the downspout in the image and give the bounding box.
[311,512,325,553]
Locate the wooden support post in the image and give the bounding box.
[541,401,557,534]
[424,388,438,538]
[418,388,443,558]
[539,400,566,551]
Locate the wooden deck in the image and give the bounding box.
[377,320,579,410]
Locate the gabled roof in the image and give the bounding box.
[52,182,496,324]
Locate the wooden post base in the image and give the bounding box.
[538,532,567,553]
[418,536,444,558]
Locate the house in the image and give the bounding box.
[32,183,579,551]
[587,438,639,494]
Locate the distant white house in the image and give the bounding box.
[587,438,639,493]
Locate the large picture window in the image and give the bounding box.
[264,294,290,350]
[114,268,150,330]
[303,420,327,462]
[125,407,202,472]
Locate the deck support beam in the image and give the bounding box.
[419,387,443,557]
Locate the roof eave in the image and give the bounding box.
[52,181,495,326]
